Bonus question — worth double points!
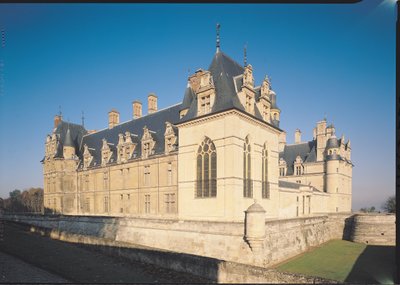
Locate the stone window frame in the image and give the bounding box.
[262,143,270,199]
[144,194,151,214]
[243,135,253,198]
[103,196,109,213]
[164,193,176,213]
[167,162,173,186]
[196,137,217,198]
[144,165,151,186]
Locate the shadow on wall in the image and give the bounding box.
[345,245,396,284]
[342,216,354,241]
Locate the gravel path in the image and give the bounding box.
[0,221,211,283]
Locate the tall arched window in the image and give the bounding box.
[262,144,270,199]
[196,137,217,198]
[243,136,252,198]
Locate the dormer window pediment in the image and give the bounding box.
[83,144,93,169]
[164,122,177,154]
[142,126,156,159]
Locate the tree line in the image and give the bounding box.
[1,188,44,213]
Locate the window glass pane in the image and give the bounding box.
[204,153,209,197]
[197,154,202,197]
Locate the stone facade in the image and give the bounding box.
[42,42,353,223]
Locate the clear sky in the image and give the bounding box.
[0,1,396,211]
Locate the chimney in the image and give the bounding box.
[148,93,158,114]
[295,129,301,144]
[279,131,286,152]
[54,115,62,129]
[133,100,142,119]
[108,109,120,129]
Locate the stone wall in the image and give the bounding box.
[7,218,338,284]
[4,213,351,269]
[349,213,395,245]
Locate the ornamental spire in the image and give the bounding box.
[216,23,221,52]
[244,43,247,67]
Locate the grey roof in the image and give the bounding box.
[279,141,317,175]
[270,91,279,109]
[64,127,74,147]
[326,137,339,149]
[179,50,281,129]
[53,121,87,159]
[180,83,195,111]
[279,180,301,189]
[79,103,182,168]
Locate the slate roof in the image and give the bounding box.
[52,121,87,159]
[179,50,281,129]
[79,103,182,168]
[279,141,317,175]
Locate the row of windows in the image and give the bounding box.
[195,136,270,200]
[79,162,173,191]
[79,193,176,214]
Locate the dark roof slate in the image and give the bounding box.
[279,141,317,175]
[80,103,182,167]
[53,121,87,158]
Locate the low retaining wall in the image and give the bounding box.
[350,213,395,245]
[12,221,337,284]
[4,213,351,268]
[3,213,350,282]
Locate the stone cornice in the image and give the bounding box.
[176,108,282,135]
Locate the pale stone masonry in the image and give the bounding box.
[42,43,353,222]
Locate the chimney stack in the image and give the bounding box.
[54,115,62,129]
[133,101,142,119]
[108,109,120,129]
[148,93,158,114]
[295,129,301,144]
[279,131,286,152]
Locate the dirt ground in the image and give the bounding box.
[0,221,211,284]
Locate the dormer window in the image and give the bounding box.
[101,138,112,166]
[262,104,269,121]
[294,155,303,176]
[200,95,211,115]
[245,94,252,113]
[279,157,287,177]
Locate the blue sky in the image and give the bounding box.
[0,1,396,211]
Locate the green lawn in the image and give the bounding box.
[276,240,395,283]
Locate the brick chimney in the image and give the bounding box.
[148,93,158,114]
[54,115,62,129]
[295,129,301,144]
[108,109,120,129]
[133,100,142,119]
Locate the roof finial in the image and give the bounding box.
[244,43,247,67]
[216,23,221,52]
[81,110,85,127]
[58,105,62,117]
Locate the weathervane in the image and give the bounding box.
[58,105,62,117]
[216,23,221,52]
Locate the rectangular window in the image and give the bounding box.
[302,196,305,214]
[167,163,172,186]
[85,197,90,212]
[103,172,108,190]
[144,194,151,213]
[164,193,176,213]
[200,95,211,114]
[144,166,150,186]
[103,196,109,213]
[85,175,89,191]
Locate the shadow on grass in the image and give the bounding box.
[345,245,395,284]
